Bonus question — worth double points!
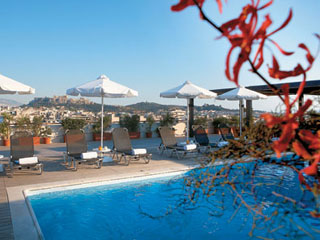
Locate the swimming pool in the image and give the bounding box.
[28,164,320,240]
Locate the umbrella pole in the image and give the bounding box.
[186,99,189,141]
[101,95,104,148]
[239,99,243,136]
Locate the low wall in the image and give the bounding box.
[1,121,194,144]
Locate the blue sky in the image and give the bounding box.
[0,0,319,111]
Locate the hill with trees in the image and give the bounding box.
[25,98,234,114]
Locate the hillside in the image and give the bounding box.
[25,99,233,113]
[0,98,22,107]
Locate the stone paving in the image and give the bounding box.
[0,136,219,239]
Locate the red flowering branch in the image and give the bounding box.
[170,0,320,220]
[191,0,285,101]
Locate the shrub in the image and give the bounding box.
[0,113,13,140]
[31,116,44,137]
[120,115,140,132]
[194,116,208,127]
[15,116,31,132]
[159,112,175,127]
[146,115,155,133]
[61,118,87,132]
[92,116,112,134]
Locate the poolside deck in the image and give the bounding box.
[0,136,219,240]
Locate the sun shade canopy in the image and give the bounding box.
[216,86,267,100]
[66,74,138,98]
[0,73,35,95]
[160,81,217,99]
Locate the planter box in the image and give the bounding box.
[33,136,41,145]
[93,133,101,141]
[195,128,208,135]
[93,132,112,141]
[43,137,51,144]
[104,132,112,140]
[146,132,152,138]
[3,139,10,146]
[129,132,140,139]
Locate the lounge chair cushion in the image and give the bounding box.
[218,141,229,148]
[177,141,194,147]
[81,151,98,159]
[184,144,197,151]
[131,148,147,155]
[18,156,38,165]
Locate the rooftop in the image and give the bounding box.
[211,79,320,96]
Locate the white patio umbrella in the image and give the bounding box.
[216,86,267,135]
[0,73,35,94]
[66,75,138,148]
[160,81,217,140]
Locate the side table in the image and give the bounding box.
[92,148,113,163]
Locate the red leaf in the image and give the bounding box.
[261,113,282,127]
[216,0,223,13]
[268,39,294,56]
[294,99,312,118]
[292,140,312,159]
[171,0,205,12]
[299,43,315,71]
[267,9,293,37]
[258,0,273,10]
[290,78,306,107]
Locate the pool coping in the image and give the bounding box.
[7,164,199,240]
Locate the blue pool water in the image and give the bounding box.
[29,164,320,240]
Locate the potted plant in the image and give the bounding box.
[145,115,155,138]
[41,126,52,144]
[158,112,176,136]
[0,113,13,146]
[31,116,44,145]
[159,112,175,127]
[61,118,87,142]
[120,115,140,139]
[193,116,209,133]
[92,116,112,141]
[212,116,229,134]
[16,116,31,132]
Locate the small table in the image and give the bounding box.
[92,148,113,163]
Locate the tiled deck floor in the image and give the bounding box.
[0,172,14,240]
[0,136,219,239]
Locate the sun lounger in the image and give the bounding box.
[218,127,237,141]
[193,126,219,153]
[9,132,43,175]
[65,129,102,170]
[112,128,151,166]
[158,126,199,159]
